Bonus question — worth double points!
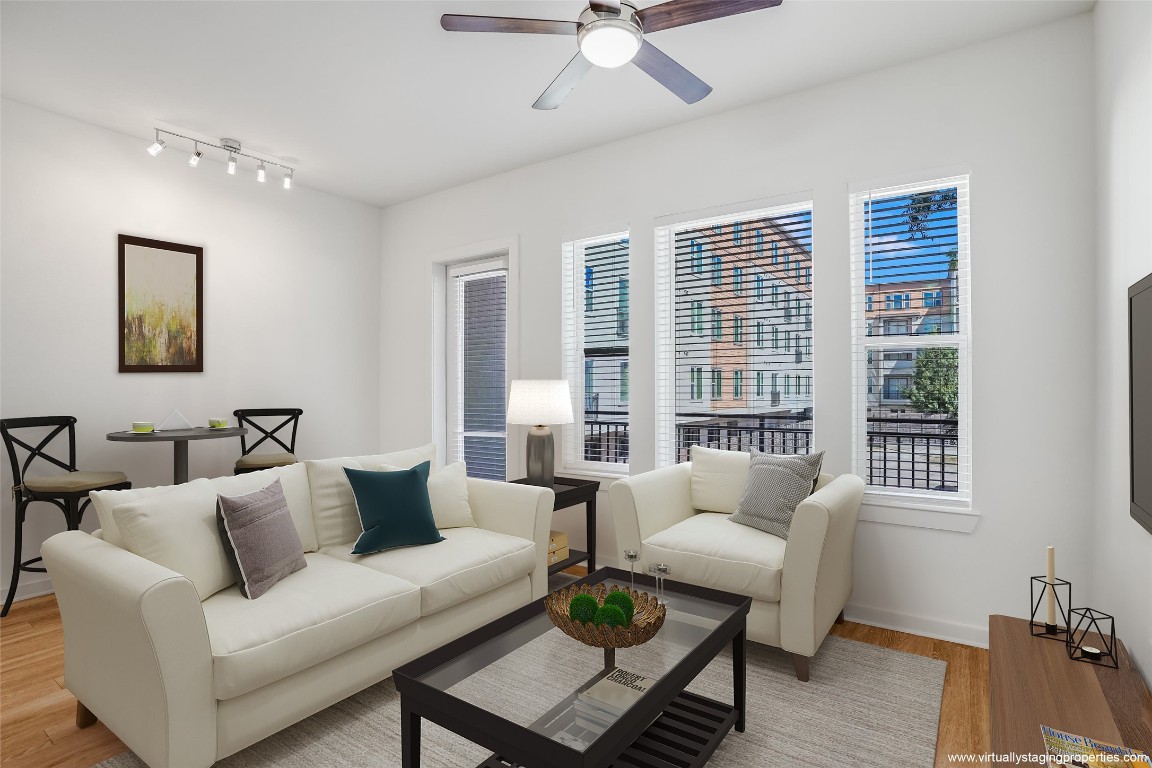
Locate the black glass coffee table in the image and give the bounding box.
[394,568,751,768]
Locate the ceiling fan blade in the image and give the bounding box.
[636,0,782,33]
[632,40,712,104]
[440,15,578,35]
[533,52,595,110]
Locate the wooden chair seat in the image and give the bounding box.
[234,452,297,470]
[23,470,129,494]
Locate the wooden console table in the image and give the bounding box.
[990,615,1152,757]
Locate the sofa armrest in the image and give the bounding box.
[467,479,555,600]
[779,474,865,657]
[609,463,695,554]
[41,531,216,768]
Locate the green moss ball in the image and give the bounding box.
[594,604,628,628]
[569,593,599,623]
[603,591,635,624]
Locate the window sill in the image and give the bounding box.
[559,464,630,484]
[859,491,979,533]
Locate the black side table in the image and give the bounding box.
[511,475,600,574]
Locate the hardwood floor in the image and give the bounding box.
[0,592,988,768]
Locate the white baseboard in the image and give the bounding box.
[845,603,988,648]
[3,574,55,607]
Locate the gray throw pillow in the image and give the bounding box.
[217,479,307,599]
[729,451,825,539]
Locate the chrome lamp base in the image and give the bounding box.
[525,425,555,487]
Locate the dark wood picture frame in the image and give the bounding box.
[118,234,204,373]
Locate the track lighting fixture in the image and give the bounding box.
[145,129,294,190]
[146,129,166,156]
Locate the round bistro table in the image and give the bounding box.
[106,427,247,484]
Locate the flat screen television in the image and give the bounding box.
[1130,271,1152,536]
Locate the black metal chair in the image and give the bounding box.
[233,408,303,474]
[1,416,131,617]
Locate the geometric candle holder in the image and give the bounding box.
[1029,576,1071,641]
[1066,607,1119,669]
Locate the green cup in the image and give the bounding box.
[208,418,228,429]
[132,422,154,433]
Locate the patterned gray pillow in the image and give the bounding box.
[729,451,825,539]
[217,479,307,599]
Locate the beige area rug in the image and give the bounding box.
[94,633,945,768]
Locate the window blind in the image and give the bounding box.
[849,175,971,502]
[562,233,630,471]
[448,263,508,481]
[656,202,814,467]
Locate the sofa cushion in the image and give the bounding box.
[112,479,235,600]
[729,451,825,540]
[377,460,476,530]
[642,512,786,603]
[689,445,750,514]
[202,553,421,700]
[321,527,535,617]
[305,443,436,548]
[345,463,444,555]
[217,479,307,599]
[91,481,189,548]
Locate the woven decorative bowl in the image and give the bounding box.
[545,583,666,649]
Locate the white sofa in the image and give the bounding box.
[41,444,554,768]
[609,449,864,681]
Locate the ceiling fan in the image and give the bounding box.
[441,0,783,110]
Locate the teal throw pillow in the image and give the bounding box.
[344,462,444,555]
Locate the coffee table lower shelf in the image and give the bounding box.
[477,691,738,768]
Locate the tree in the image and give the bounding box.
[902,347,958,417]
[902,189,957,240]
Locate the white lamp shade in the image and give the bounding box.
[506,380,574,425]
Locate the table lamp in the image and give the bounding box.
[506,380,574,487]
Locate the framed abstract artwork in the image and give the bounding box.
[118,234,204,372]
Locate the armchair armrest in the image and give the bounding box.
[609,463,695,553]
[467,479,555,599]
[779,474,865,657]
[41,531,216,768]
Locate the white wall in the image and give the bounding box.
[1093,0,1152,677]
[0,99,383,602]
[380,14,1100,646]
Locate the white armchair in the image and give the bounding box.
[609,459,864,681]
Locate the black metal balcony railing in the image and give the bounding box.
[582,411,959,492]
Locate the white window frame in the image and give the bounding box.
[562,231,630,476]
[655,193,814,468]
[850,172,974,529]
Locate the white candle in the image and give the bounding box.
[1046,545,1057,626]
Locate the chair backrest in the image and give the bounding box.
[233,409,303,456]
[0,416,78,488]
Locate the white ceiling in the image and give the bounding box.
[1,0,1092,208]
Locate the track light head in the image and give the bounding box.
[187,143,203,167]
[256,163,267,183]
[146,139,166,156]
[227,154,237,175]
[283,170,293,190]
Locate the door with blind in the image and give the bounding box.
[447,259,508,480]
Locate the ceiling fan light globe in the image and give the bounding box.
[578,20,641,68]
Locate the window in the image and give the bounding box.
[756,370,764,397]
[691,240,703,273]
[585,266,593,312]
[772,326,780,350]
[711,255,723,286]
[448,260,508,480]
[690,366,703,400]
[771,241,779,264]
[563,233,630,470]
[806,267,812,285]
[866,295,874,312]
[656,201,815,465]
[851,174,970,503]
[691,301,704,334]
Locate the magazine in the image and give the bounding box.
[1041,725,1151,766]
[575,668,653,719]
